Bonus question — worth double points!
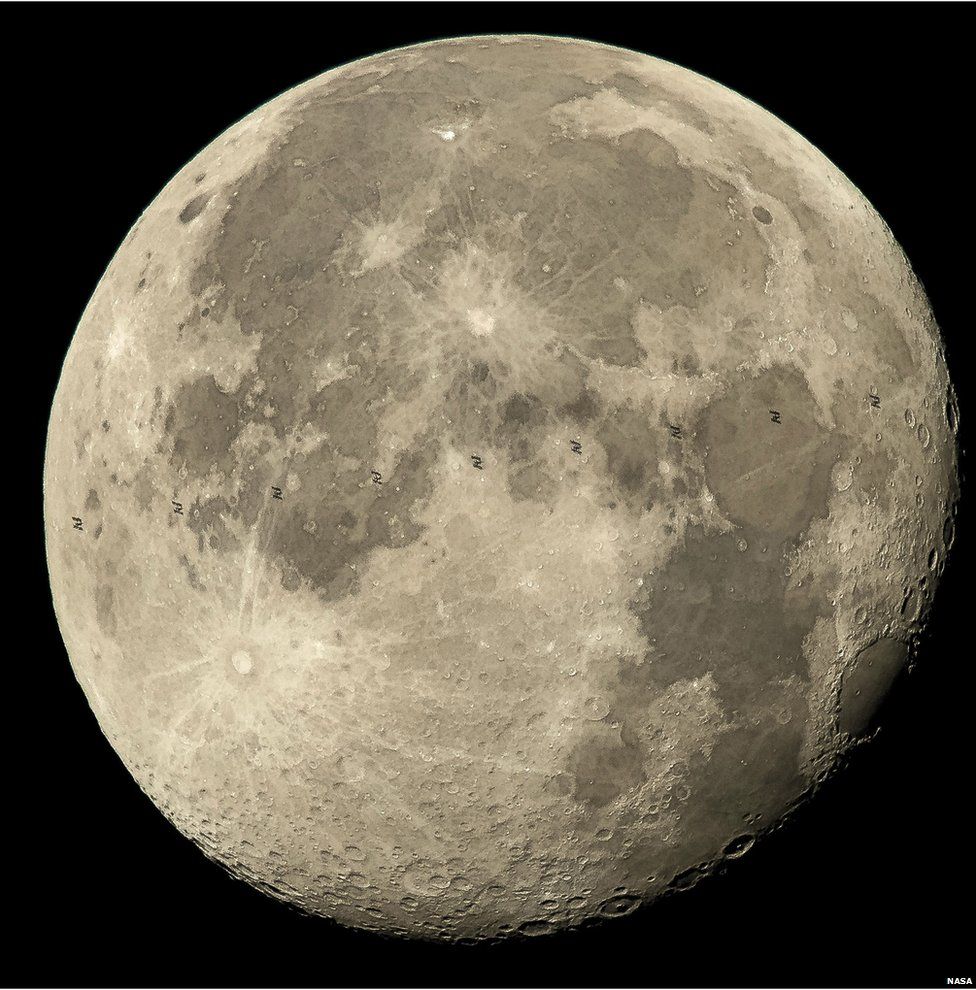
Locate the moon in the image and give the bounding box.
[44,35,959,940]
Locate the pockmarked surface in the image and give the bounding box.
[45,36,959,940]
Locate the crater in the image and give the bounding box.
[838,637,909,737]
[231,649,254,675]
[723,833,755,859]
[179,193,211,224]
[517,918,555,937]
[566,724,646,809]
[598,893,641,917]
[700,364,841,541]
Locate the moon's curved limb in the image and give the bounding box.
[45,36,959,940]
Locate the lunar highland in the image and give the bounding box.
[44,36,960,940]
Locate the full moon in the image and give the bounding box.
[45,36,959,940]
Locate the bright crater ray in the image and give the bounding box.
[44,35,959,940]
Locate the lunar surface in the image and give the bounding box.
[45,36,959,940]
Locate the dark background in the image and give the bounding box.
[17,5,972,989]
